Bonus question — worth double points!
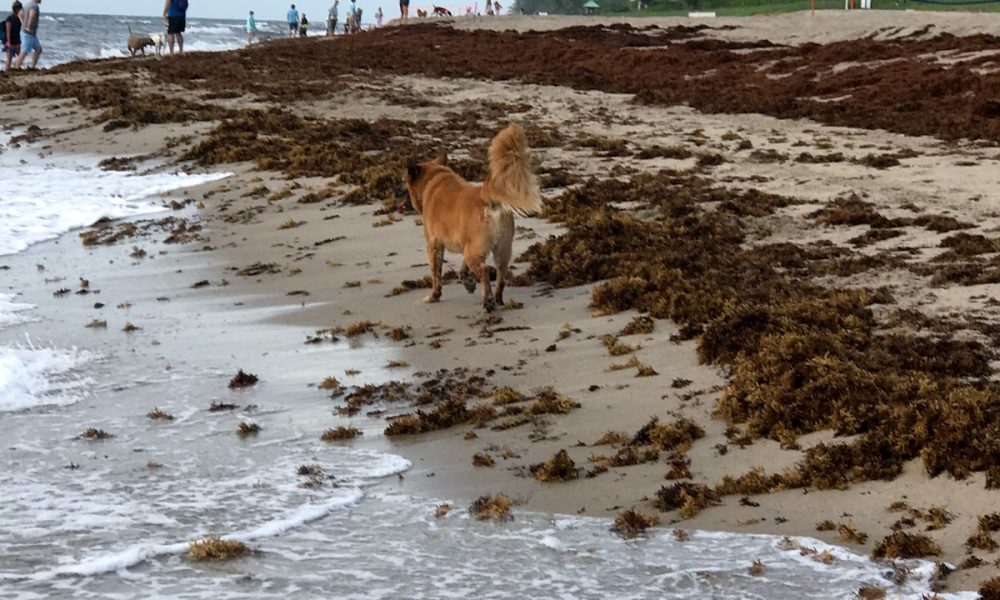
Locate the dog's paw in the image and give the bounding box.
[422,293,440,303]
[462,275,477,294]
[483,297,496,313]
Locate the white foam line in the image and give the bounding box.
[0,337,94,413]
[4,488,364,582]
[0,293,35,330]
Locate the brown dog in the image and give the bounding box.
[404,123,542,312]
[416,8,428,16]
[128,35,155,57]
[432,5,453,15]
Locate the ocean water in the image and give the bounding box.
[0,91,977,600]
[14,13,285,67]
[16,12,380,68]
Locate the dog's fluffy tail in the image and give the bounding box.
[485,123,542,216]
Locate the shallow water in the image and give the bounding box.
[21,12,372,68]
[30,13,267,67]
[0,140,975,599]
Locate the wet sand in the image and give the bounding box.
[4,12,1000,593]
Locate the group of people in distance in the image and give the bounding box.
[398,0,502,20]
[2,0,42,71]
[285,3,311,36]
[279,1,381,38]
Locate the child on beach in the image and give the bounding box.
[299,13,309,36]
[2,1,21,72]
[246,10,256,46]
[375,6,383,27]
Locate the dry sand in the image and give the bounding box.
[449,9,1000,45]
[3,11,1000,592]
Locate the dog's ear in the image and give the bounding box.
[434,149,448,166]
[406,161,422,182]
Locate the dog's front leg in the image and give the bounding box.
[423,241,444,303]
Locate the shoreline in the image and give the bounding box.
[4,13,1000,594]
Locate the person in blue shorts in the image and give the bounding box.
[287,3,299,37]
[162,0,187,54]
[13,0,38,69]
[3,1,22,72]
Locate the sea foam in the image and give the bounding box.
[0,340,92,413]
[0,142,230,257]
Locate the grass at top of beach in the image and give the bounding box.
[634,0,1000,15]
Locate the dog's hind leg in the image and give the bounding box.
[423,241,444,303]
[465,252,495,312]
[492,212,515,306]
[459,262,477,294]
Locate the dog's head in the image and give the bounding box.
[403,152,448,214]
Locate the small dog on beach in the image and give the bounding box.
[127,34,155,56]
[432,5,453,16]
[404,123,542,312]
[127,25,165,57]
[416,8,428,16]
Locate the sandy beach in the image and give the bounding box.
[4,10,1000,596]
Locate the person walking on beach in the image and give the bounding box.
[345,0,356,32]
[375,6,383,26]
[299,12,309,36]
[399,0,409,20]
[162,0,187,55]
[2,1,22,72]
[12,0,38,69]
[327,0,338,36]
[287,3,299,37]
[246,9,257,45]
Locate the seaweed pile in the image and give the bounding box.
[2,78,231,131]
[6,23,1000,144]
[611,509,660,539]
[517,168,1000,496]
[187,536,249,561]
[19,24,1000,144]
[180,107,545,208]
[588,416,704,476]
[323,368,579,436]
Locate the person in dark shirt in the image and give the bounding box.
[3,1,22,72]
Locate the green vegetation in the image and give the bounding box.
[514,0,1000,17]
